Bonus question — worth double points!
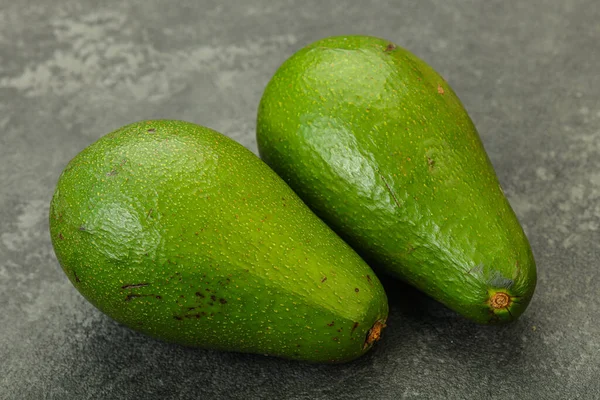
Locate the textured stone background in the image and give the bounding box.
[1,1,599,399]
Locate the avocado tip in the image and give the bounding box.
[489,291,511,310]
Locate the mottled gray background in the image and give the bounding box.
[1,0,599,399]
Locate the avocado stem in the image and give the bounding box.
[489,292,511,309]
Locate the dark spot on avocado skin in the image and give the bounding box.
[74,271,80,283]
[321,276,327,283]
[354,288,360,293]
[78,225,86,231]
[121,283,149,290]
[125,293,143,302]
[107,169,118,176]
[351,322,359,334]
[195,292,205,298]
[384,43,396,52]
[173,315,182,321]
[210,295,217,301]
[377,171,402,210]
[427,157,435,170]
[366,275,373,285]
[58,232,64,240]
[327,321,335,327]
[219,298,227,304]
[147,128,156,133]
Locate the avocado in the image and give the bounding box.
[256,35,536,324]
[49,120,388,362]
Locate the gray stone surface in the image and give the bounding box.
[1,0,599,398]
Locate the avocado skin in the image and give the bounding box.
[49,120,388,362]
[257,36,536,324]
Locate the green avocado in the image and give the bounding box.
[49,120,388,362]
[257,35,536,324]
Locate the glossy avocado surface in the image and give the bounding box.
[50,120,388,362]
[257,36,536,324]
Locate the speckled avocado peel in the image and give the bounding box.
[256,35,537,324]
[49,120,388,363]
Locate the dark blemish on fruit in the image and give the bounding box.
[378,171,402,210]
[181,313,200,319]
[366,275,373,285]
[173,315,182,321]
[219,298,227,304]
[147,128,156,133]
[58,232,64,240]
[337,329,342,333]
[210,295,217,301]
[384,43,396,52]
[121,283,149,290]
[78,225,86,231]
[155,296,162,300]
[351,322,359,335]
[180,295,185,298]
[363,320,385,349]
[321,276,327,283]
[355,288,360,293]
[427,157,435,170]
[332,337,339,342]
[195,291,204,298]
[125,293,143,302]
[205,288,211,292]
[187,307,196,311]
[437,84,445,94]
[107,169,118,176]
[120,159,127,166]
[296,344,301,348]
[327,321,335,327]
[74,271,80,283]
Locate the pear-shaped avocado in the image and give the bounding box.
[257,36,536,324]
[49,120,388,362]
